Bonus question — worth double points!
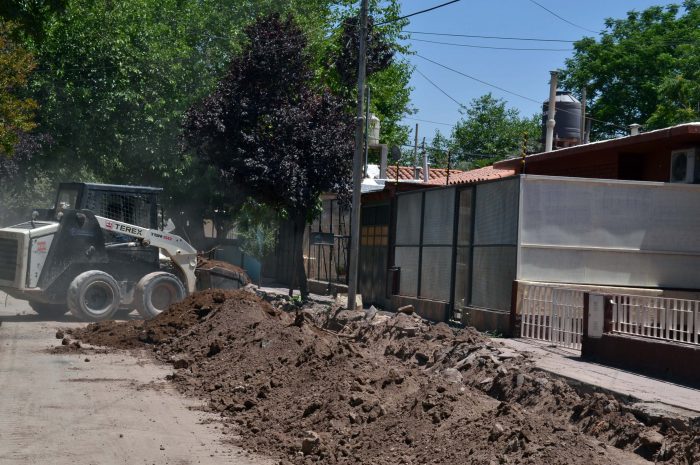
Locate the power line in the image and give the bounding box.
[414,68,464,108]
[411,53,629,130]
[403,30,576,43]
[404,116,453,127]
[378,0,462,26]
[527,0,600,34]
[414,53,539,103]
[408,37,572,51]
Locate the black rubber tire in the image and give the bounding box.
[134,272,186,320]
[29,302,68,318]
[67,270,121,321]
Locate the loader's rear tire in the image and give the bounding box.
[29,302,68,318]
[67,271,121,321]
[134,272,186,320]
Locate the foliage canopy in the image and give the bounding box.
[560,0,700,139]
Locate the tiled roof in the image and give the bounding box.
[427,165,517,186]
[385,165,463,182]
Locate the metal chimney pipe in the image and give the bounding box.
[579,87,587,145]
[629,123,641,136]
[544,71,558,152]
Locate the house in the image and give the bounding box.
[364,122,700,335]
[299,164,464,298]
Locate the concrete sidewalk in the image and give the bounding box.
[500,338,700,421]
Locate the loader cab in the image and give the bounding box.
[53,182,163,228]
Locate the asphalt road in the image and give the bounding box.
[0,292,273,465]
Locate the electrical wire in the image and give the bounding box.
[403,30,576,43]
[378,0,462,26]
[414,68,464,108]
[404,116,453,127]
[415,53,538,103]
[408,37,572,51]
[411,52,630,131]
[527,0,601,34]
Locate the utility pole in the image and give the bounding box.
[346,0,368,310]
[413,124,419,180]
[544,70,558,152]
[363,85,371,177]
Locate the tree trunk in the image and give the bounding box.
[292,211,309,300]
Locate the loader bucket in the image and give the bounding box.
[195,258,250,291]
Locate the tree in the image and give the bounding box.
[560,1,700,139]
[182,14,354,298]
[451,93,541,168]
[321,1,414,149]
[427,130,451,169]
[0,21,37,158]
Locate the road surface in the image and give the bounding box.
[0,292,273,465]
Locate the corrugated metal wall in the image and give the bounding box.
[420,189,454,302]
[519,176,700,289]
[392,178,521,315]
[470,178,520,311]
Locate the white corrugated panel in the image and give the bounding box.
[474,178,519,246]
[395,246,419,297]
[420,246,452,301]
[471,246,517,311]
[519,176,700,289]
[395,193,422,246]
[422,189,455,245]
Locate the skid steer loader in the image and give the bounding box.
[0,182,248,321]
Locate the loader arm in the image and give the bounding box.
[94,215,197,293]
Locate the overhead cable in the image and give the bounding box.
[414,68,465,108]
[527,0,601,34]
[403,30,576,43]
[408,37,572,51]
[378,0,462,26]
[411,53,629,130]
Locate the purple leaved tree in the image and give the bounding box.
[182,14,354,298]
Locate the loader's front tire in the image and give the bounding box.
[134,272,186,320]
[29,302,68,319]
[67,271,121,321]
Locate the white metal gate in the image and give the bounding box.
[520,284,584,350]
[612,295,700,345]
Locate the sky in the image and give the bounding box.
[393,0,672,144]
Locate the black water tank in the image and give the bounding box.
[541,91,582,145]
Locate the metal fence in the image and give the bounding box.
[394,189,454,302]
[520,284,584,350]
[611,295,700,345]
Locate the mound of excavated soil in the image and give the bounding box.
[68,291,700,465]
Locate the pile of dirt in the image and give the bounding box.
[67,291,700,465]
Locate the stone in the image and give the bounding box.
[172,355,194,369]
[397,305,414,315]
[55,330,64,339]
[301,431,321,455]
[443,368,463,384]
[489,423,505,441]
[365,306,378,321]
[638,430,664,449]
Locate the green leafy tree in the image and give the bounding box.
[451,93,541,168]
[321,1,414,148]
[428,130,451,168]
[560,1,700,139]
[182,14,354,298]
[0,21,37,157]
[0,1,348,238]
